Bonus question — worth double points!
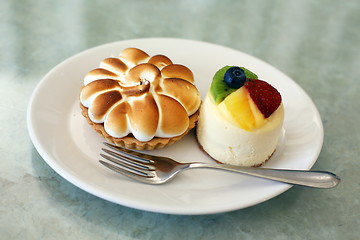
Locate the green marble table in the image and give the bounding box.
[1,0,359,239]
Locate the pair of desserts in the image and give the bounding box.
[80,48,284,166]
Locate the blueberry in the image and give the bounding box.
[224,67,246,89]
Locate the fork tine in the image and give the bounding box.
[100,153,152,176]
[99,160,153,181]
[101,148,153,170]
[103,142,157,162]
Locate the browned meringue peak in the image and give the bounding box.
[84,68,120,85]
[100,58,128,74]
[120,80,150,96]
[161,64,194,83]
[159,78,200,115]
[119,48,149,65]
[80,47,201,142]
[80,79,120,105]
[148,55,173,69]
[126,93,160,139]
[125,63,161,86]
[155,94,189,136]
[89,90,122,123]
[104,102,129,136]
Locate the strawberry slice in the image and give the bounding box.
[244,79,282,118]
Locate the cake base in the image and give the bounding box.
[195,129,275,167]
[195,93,283,167]
[80,103,199,150]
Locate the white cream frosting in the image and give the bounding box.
[197,93,284,166]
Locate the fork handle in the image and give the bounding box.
[187,163,340,188]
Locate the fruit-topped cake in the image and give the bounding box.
[196,66,284,167]
[80,47,201,150]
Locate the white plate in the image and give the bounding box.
[27,38,323,215]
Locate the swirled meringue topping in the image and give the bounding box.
[80,48,201,142]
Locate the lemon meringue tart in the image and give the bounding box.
[80,48,201,150]
[196,66,284,167]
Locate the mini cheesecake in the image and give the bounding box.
[196,66,284,167]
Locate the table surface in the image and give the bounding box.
[1,0,359,239]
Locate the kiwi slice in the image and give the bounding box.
[210,66,258,104]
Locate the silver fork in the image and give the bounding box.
[99,142,340,188]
